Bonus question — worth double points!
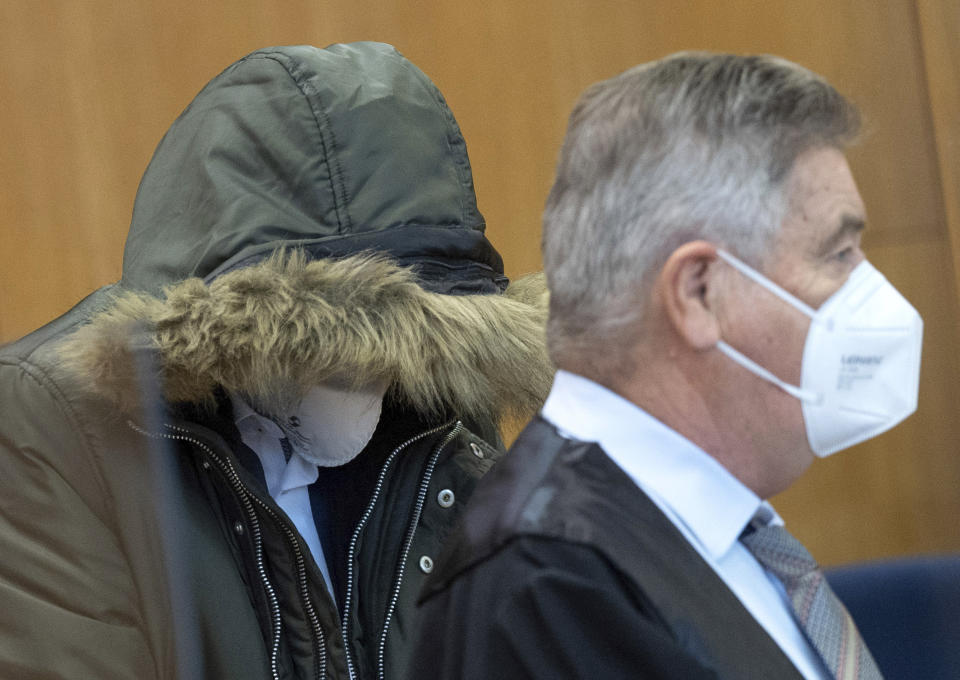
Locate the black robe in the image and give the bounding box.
[407,417,806,679]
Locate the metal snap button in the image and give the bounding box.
[201,460,211,470]
[469,442,484,459]
[233,521,245,536]
[437,489,455,508]
[419,555,434,573]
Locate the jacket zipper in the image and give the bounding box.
[376,421,463,680]
[242,484,327,680]
[340,420,458,680]
[130,421,326,680]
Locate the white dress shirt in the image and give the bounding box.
[541,370,830,680]
[229,394,336,600]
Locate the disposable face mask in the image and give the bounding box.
[280,379,389,467]
[714,249,922,457]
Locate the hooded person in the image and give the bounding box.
[0,42,551,679]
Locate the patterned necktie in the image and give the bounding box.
[741,523,883,680]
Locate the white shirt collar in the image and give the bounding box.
[228,393,319,495]
[541,370,780,560]
[229,393,283,435]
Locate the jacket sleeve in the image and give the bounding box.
[407,535,721,680]
[0,360,160,679]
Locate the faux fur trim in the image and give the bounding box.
[58,252,552,424]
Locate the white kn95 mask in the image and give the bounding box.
[714,249,923,457]
[282,379,390,467]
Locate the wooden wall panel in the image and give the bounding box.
[1,0,957,565]
[916,0,960,329]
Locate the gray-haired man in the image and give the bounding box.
[408,53,921,679]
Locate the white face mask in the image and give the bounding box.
[714,249,923,457]
[280,380,389,467]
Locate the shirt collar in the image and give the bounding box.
[278,450,320,494]
[541,370,775,560]
[227,392,319,494]
[228,392,284,436]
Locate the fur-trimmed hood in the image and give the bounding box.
[59,252,551,424]
[56,42,553,424]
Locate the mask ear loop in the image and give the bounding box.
[714,249,824,405]
[715,340,821,404]
[716,250,831,329]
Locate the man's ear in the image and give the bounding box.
[658,241,721,350]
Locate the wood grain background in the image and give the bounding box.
[2,0,957,565]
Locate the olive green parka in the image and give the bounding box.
[0,42,550,680]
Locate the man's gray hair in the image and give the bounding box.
[542,52,860,376]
